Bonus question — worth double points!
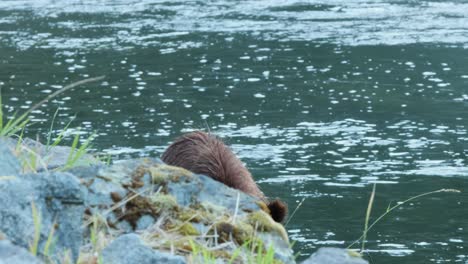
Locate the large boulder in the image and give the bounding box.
[0,170,86,261]
[302,248,368,264]
[0,136,371,264]
[0,137,295,263]
[102,234,186,264]
[73,158,295,263]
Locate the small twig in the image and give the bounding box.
[214,225,218,247]
[194,234,222,239]
[167,213,200,233]
[82,186,154,227]
[285,197,306,227]
[207,241,235,251]
[26,76,105,116]
[232,191,240,223]
[0,76,105,136]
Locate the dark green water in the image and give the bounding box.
[1,1,468,263]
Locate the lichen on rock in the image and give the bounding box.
[81,158,295,263]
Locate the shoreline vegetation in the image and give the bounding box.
[0,78,459,263]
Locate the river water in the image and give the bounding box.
[1,1,468,263]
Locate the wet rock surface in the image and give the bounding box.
[302,248,368,264]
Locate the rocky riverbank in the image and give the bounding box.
[0,136,367,264]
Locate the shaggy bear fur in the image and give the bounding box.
[161,131,288,223]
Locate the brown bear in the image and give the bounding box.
[161,131,288,223]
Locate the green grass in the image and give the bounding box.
[189,238,280,264]
[14,126,97,173]
[189,240,217,264]
[43,220,57,258]
[23,148,39,172]
[231,239,279,264]
[29,201,41,256]
[0,92,30,137]
[46,108,76,152]
[78,214,107,264]
[29,202,58,261]
[89,214,103,252]
[62,131,97,170]
[245,239,277,264]
[97,153,112,166]
[0,76,103,137]
[0,76,104,171]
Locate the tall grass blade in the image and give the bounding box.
[30,201,41,256]
[43,221,56,257]
[46,108,60,148]
[0,89,3,131]
[24,76,105,118]
[285,197,306,227]
[49,115,75,150]
[63,132,95,170]
[361,183,376,252]
[65,133,81,167]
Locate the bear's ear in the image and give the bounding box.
[267,199,288,223]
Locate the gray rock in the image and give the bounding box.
[258,233,295,264]
[136,215,155,230]
[0,138,21,175]
[0,148,295,264]
[0,137,100,172]
[0,240,43,264]
[86,176,127,206]
[168,172,262,216]
[0,171,86,261]
[302,248,368,264]
[102,234,186,264]
[92,159,293,263]
[96,158,161,185]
